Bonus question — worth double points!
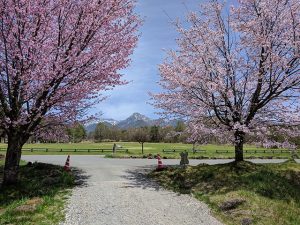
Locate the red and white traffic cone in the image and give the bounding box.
[64,155,71,172]
[157,155,164,170]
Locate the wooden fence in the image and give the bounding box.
[0,147,292,154]
[216,149,291,154]
[163,149,292,154]
[0,148,128,153]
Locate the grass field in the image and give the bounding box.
[150,160,300,225]
[0,158,76,225]
[0,142,294,159]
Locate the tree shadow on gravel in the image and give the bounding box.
[120,166,162,191]
[72,168,91,187]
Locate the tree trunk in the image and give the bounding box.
[141,142,144,154]
[2,133,25,185]
[234,131,245,162]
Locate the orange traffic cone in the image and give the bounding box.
[64,155,70,172]
[157,155,164,170]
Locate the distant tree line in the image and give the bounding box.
[89,121,188,143]
[0,123,87,144]
[2,122,298,147]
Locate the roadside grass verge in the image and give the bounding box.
[0,157,77,225]
[149,160,300,225]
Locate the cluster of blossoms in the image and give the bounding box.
[0,0,140,139]
[153,0,300,150]
[254,140,297,150]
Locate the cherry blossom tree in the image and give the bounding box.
[153,0,300,162]
[0,0,140,184]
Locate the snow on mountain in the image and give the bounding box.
[116,113,152,129]
[85,113,182,132]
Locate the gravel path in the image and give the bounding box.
[21,156,293,225]
[22,156,224,225]
[63,168,222,225]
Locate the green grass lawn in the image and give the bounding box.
[0,157,77,225]
[0,142,293,159]
[149,160,300,225]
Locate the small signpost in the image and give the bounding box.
[112,143,117,153]
[180,151,189,168]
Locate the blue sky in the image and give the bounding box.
[92,0,200,121]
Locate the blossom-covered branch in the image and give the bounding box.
[0,0,140,184]
[153,0,300,161]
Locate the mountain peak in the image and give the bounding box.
[116,113,151,129]
[129,113,150,121]
[85,112,182,132]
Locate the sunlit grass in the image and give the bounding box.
[0,159,76,225]
[149,160,300,225]
[0,142,293,159]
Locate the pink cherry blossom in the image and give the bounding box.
[153,0,300,161]
[0,0,140,184]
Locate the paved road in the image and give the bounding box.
[21,156,293,225]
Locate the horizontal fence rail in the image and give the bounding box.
[216,150,233,153]
[162,149,293,154]
[162,149,207,153]
[245,149,291,154]
[216,149,292,154]
[192,149,207,153]
[162,149,183,153]
[0,148,128,153]
[0,147,293,154]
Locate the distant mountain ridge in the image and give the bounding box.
[117,113,153,129]
[85,112,181,132]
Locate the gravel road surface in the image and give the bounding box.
[21,156,292,225]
